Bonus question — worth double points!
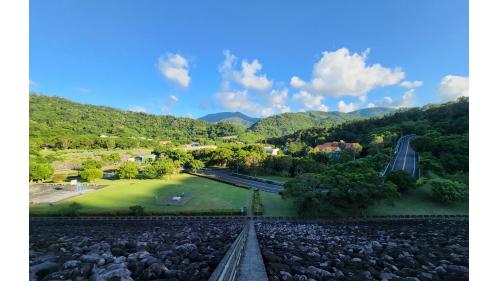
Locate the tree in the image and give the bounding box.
[81,158,103,169]
[155,157,179,177]
[185,159,204,172]
[142,164,160,179]
[429,178,468,203]
[117,162,140,179]
[79,167,103,182]
[29,162,54,182]
[385,170,417,193]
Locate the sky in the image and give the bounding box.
[29,0,469,118]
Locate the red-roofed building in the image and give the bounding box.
[315,142,341,153]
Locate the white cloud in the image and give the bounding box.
[29,80,37,87]
[75,87,91,93]
[129,106,147,113]
[290,76,306,88]
[268,89,291,113]
[294,48,404,98]
[367,103,375,108]
[168,95,178,104]
[158,53,191,88]
[371,89,416,109]
[214,90,267,117]
[400,80,423,88]
[292,91,328,112]
[437,75,469,101]
[219,50,272,91]
[337,100,357,113]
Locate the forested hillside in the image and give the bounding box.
[273,98,468,216]
[29,94,243,149]
[198,112,260,128]
[248,108,394,137]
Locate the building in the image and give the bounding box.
[263,146,280,156]
[159,140,171,145]
[315,142,342,153]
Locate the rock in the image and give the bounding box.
[90,263,133,281]
[447,265,469,273]
[63,260,79,269]
[356,271,372,280]
[417,272,433,281]
[289,255,303,263]
[380,271,398,280]
[175,243,198,256]
[351,257,362,263]
[139,262,169,279]
[307,266,333,278]
[435,266,447,274]
[404,277,420,281]
[280,271,293,280]
[29,261,58,279]
[81,253,105,265]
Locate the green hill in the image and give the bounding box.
[29,94,243,149]
[248,108,395,138]
[198,112,260,128]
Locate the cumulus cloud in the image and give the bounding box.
[168,95,178,104]
[293,48,405,98]
[290,76,306,88]
[158,53,191,88]
[400,80,423,88]
[292,91,328,112]
[214,90,266,116]
[29,80,37,87]
[129,106,147,113]
[437,75,469,101]
[268,89,291,113]
[337,100,357,113]
[371,89,416,109]
[220,50,272,91]
[213,50,287,117]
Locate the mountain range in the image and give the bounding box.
[29,94,396,148]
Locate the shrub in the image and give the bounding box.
[129,205,145,216]
[386,170,417,193]
[52,174,66,183]
[60,202,83,216]
[117,162,140,179]
[430,178,468,203]
[79,167,103,182]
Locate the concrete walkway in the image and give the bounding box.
[238,221,269,281]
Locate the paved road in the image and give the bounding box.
[196,169,284,193]
[386,135,419,178]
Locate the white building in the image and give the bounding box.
[263,146,280,156]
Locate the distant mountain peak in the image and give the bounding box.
[198,112,260,128]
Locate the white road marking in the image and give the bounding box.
[402,136,410,170]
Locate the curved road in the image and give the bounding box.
[195,169,284,193]
[386,135,419,178]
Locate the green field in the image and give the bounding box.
[30,173,249,215]
[260,191,298,217]
[365,184,468,216]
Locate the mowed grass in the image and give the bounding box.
[260,191,298,217]
[30,173,249,215]
[365,184,468,216]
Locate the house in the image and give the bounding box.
[221,135,238,140]
[263,146,280,156]
[315,142,342,153]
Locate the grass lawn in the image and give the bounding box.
[260,191,298,217]
[365,184,469,216]
[30,173,249,215]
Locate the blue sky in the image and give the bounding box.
[29,0,468,118]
